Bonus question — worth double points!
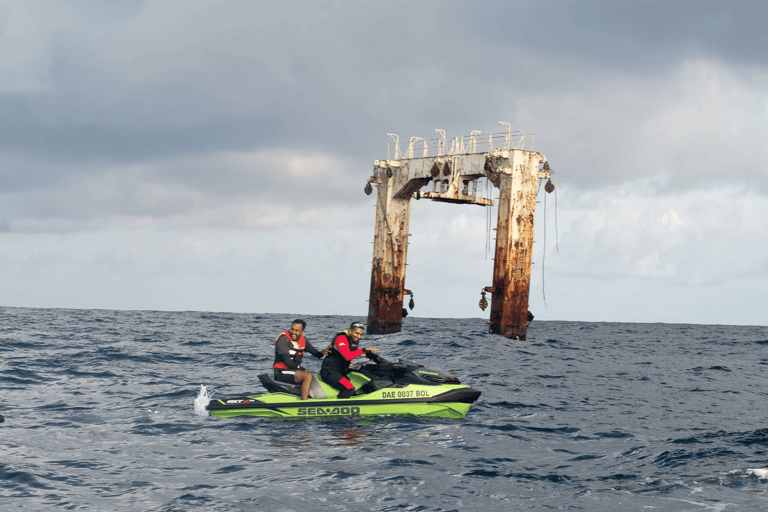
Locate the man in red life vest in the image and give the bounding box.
[273,319,329,400]
[320,322,378,398]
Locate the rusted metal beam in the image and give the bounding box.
[488,151,543,340]
[367,168,411,335]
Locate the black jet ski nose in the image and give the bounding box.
[427,387,481,404]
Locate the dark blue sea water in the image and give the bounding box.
[2,307,768,511]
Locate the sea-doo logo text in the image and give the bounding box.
[297,406,360,416]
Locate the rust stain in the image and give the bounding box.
[488,171,538,340]
[367,261,405,334]
[367,190,410,335]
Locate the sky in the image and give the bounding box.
[1,0,767,326]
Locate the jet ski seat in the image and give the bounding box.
[257,373,328,399]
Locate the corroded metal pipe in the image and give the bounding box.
[367,170,411,335]
[488,158,539,340]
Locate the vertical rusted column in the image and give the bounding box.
[367,170,412,334]
[489,152,540,340]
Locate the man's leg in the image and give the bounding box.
[336,377,355,399]
[320,368,355,398]
[293,369,312,400]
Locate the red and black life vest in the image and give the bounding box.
[272,331,307,370]
[329,330,363,362]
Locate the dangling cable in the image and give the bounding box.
[488,178,491,258]
[484,178,488,258]
[554,185,559,252]
[486,205,491,259]
[485,178,492,259]
[542,181,547,307]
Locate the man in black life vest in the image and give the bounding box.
[273,319,329,400]
[320,322,378,399]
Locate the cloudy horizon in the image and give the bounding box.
[2,0,766,326]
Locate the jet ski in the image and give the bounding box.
[205,355,481,419]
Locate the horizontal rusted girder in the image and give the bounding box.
[419,191,493,206]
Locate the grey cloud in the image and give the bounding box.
[3,0,768,231]
[0,154,78,193]
[1,1,486,162]
[0,91,290,163]
[2,147,372,232]
[469,0,768,70]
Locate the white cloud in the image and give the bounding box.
[513,59,768,192]
[0,227,373,314]
[2,147,363,233]
[543,181,768,287]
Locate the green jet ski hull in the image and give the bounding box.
[207,387,480,419]
[206,357,481,419]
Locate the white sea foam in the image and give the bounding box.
[194,384,212,417]
[746,468,768,479]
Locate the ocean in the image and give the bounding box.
[2,306,768,511]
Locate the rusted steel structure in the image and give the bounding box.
[365,125,553,340]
